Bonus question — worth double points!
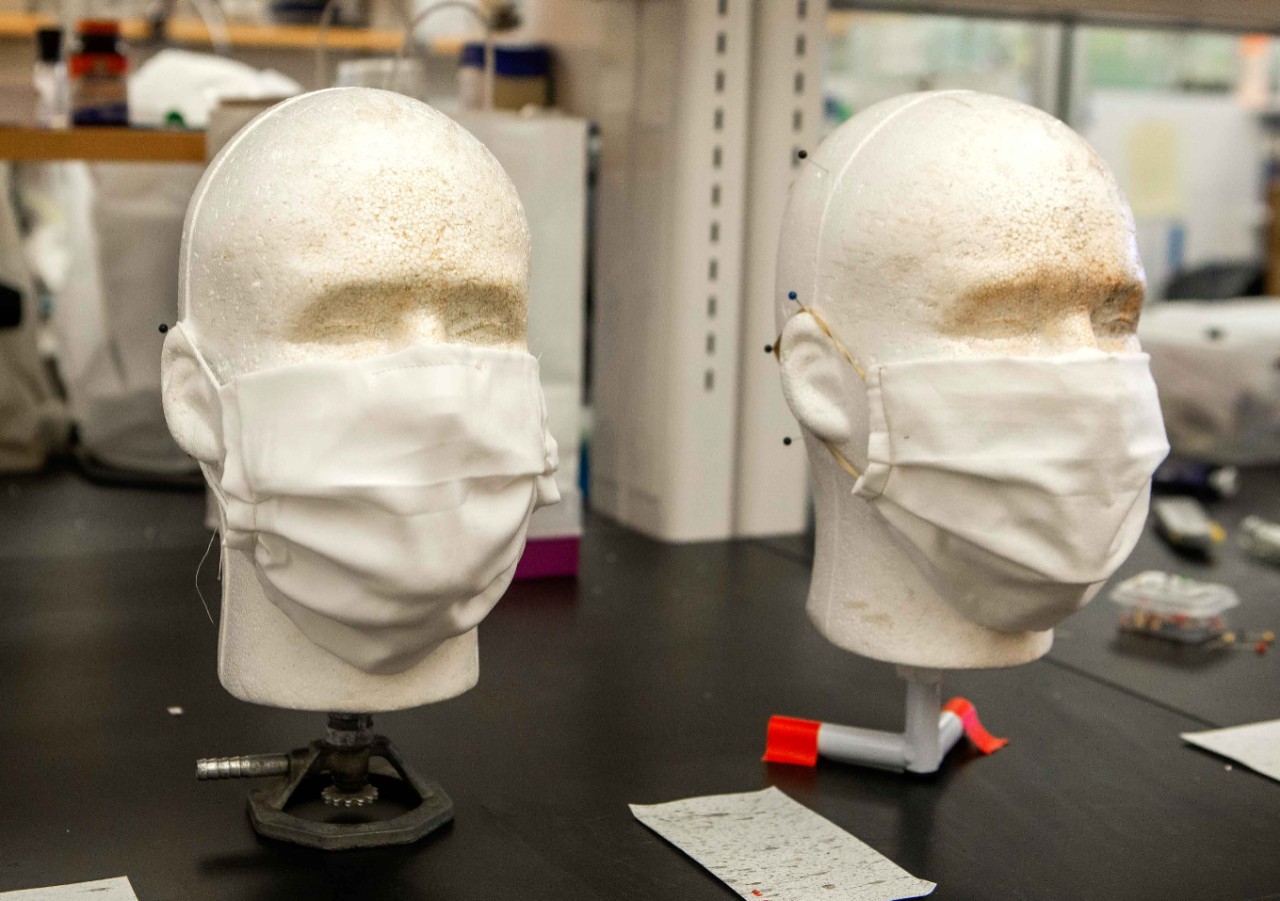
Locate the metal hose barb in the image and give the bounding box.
[196,754,290,780]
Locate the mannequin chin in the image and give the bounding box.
[776,91,1148,670]
[218,553,479,711]
[162,88,531,711]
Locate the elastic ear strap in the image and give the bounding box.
[168,321,224,388]
[167,322,233,524]
[773,306,864,478]
[824,444,861,479]
[199,460,231,511]
[773,306,866,381]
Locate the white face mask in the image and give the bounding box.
[163,323,559,675]
[780,309,1169,633]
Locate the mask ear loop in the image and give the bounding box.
[166,321,228,625]
[773,306,866,480]
[167,321,238,554]
[166,323,235,513]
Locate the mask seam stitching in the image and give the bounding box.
[368,361,493,376]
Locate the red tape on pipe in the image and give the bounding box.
[763,715,821,766]
[944,697,1008,755]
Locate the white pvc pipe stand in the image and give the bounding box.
[815,667,965,774]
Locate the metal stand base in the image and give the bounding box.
[198,713,453,851]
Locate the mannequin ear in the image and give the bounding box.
[160,326,224,463]
[776,312,858,445]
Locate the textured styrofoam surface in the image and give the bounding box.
[1183,720,1280,783]
[631,787,935,901]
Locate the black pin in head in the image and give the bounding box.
[787,291,797,301]
[158,323,169,334]
[764,344,773,354]
[797,149,808,160]
[783,436,793,446]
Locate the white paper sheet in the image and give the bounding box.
[1,878,137,900]
[630,787,935,901]
[1183,719,1280,782]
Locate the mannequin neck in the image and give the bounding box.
[805,444,1052,670]
[216,547,479,711]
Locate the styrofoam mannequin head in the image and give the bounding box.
[162,87,531,710]
[776,91,1146,669]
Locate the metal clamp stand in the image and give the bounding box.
[765,667,998,774]
[197,713,453,850]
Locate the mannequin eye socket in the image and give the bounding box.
[1090,281,1145,336]
[289,279,525,348]
[940,272,1146,342]
[939,283,1050,338]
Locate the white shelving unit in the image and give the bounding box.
[732,0,827,538]
[586,0,755,541]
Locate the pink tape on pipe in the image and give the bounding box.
[943,697,1008,755]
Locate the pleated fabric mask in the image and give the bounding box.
[163,322,559,674]
[777,308,1169,632]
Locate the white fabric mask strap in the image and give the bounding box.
[774,306,866,479]
[167,321,241,538]
[170,321,224,390]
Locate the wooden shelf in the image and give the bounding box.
[0,12,403,52]
[833,0,1280,32]
[0,125,205,162]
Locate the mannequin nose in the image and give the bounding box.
[1041,306,1100,352]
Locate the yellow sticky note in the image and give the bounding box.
[1126,119,1184,219]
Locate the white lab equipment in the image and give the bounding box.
[0,164,62,473]
[335,57,429,98]
[1139,299,1280,464]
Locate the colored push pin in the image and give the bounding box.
[787,291,797,302]
[783,437,793,446]
[158,323,169,334]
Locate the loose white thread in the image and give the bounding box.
[194,530,218,626]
